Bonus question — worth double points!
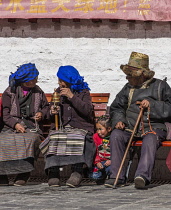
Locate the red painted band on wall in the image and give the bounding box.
[0,0,170,21]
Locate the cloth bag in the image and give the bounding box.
[39,128,88,156]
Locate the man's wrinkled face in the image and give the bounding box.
[126,74,145,87]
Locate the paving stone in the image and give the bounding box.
[0,182,171,209]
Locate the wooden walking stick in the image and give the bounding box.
[113,106,144,188]
[52,89,60,130]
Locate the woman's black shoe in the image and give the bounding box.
[14,172,30,186]
[48,167,60,187]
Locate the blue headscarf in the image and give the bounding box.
[9,63,39,88]
[57,65,90,92]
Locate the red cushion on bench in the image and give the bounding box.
[132,140,171,147]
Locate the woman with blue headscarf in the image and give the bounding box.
[0,63,49,186]
[42,65,95,187]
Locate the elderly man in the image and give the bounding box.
[105,52,171,189]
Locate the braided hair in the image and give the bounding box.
[96,115,111,129]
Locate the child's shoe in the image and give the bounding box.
[95,179,105,185]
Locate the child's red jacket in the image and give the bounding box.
[93,133,110,165]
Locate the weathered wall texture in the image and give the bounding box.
[0,19,171,104]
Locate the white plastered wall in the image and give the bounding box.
[0,19,170,105]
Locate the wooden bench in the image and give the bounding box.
[45,92,110,117]
[132,140,171,147]
[1,91,171,181]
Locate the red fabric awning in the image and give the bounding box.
[0,0,170,21]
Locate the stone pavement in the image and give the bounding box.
[0,181,171,210]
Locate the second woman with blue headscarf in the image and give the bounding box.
[42,65,96,187]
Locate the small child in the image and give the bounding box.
[90,115,112,183]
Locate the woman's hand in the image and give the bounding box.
[96,162,104,169]
[34,112,42,122]
[50,105,60,115]
[60,88,74,99]
[15,123,26,133]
